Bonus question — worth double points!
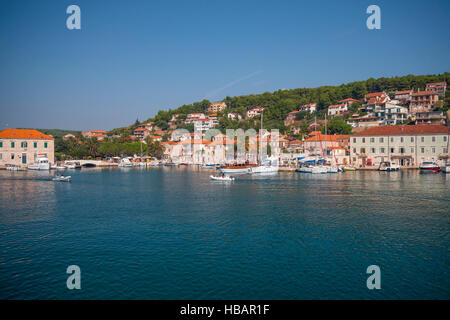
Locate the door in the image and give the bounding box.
[22,153,27,164]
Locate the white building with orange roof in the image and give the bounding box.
[410,90,439,113]
[247,107,264,118]
[394,90,413,103]
[207,101,227,113]
[327,104,348,117]
[364,91,388,102]
[82,130,107,140]
[338,98,361,108]
[0,129,55,167]
[193,118,215,132]
[185,113,206,124]
[298,103,317,113]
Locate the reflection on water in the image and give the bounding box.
[0,168,448,299]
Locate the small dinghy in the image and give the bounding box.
[52,175,71,182]
[210,175,235,181]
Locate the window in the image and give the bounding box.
[44,142,48,148]
[371,148,375,153]
[421,147,425,153]
[432,147,435,153]
[411,148,414,153]
[421,137,424,142]
[400,147,405,154]
[432,137,436,142]
[21,142,27,148]
[360,148,366,154]
[353,148,356,153]
[11,142,15,148]
[353,138,356,143]
[390,137,394,143]
[362,138,365,143]
[379,137,384,143]
[390,148,395,153]
[11,153,14,159]
[0,141,2,147]
[34,142,37,148]
[444,136,447,142]
[380,148,385,153]
[400,137,404,143]
[444,148,448,153]
[411,137,414,142]
[0,153,2,160]
[370,138,375,143]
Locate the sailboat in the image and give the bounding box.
[251,110,279,174]
[297,117,327,173]
[323,114,338,173]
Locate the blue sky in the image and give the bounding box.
[0,0,449,131]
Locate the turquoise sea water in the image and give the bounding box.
[0,167,448,299]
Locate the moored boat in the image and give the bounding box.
[419,161,440,173]
[219,163,255,174]
[210,175,235,181]
[378,161,400,172]
[27,157,51,170]
[52,175,71,182]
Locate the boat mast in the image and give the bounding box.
[325,113,327,164]
[260,109,263,165]
[314,116,317,165]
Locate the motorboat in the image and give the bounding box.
[65,161,82,169]
[210,175,235,181]
[6,164,26,171]
[342,166,357,172]
[27,157,51,170]
[118,158,133,167]
[378,161,400,172]
[419,161,440,173]
[219,164,255,174]
[251,165,279,174]
[52,175,71,182]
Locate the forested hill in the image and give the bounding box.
[117,72,450,134]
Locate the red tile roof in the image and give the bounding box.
[395,90,412,95]
[353,125,449,136]
[0,129,54,140]
[411,91,438,96]
[365,92,386,98]
[339,98,360,103]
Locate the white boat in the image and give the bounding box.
[378,161,400,172]
[324,165,339,173]
[297,166,313,173]
[219,165,253,174]
[419,161,440,172]
[311,166,328,174]
[210,175,235,181]
[118,158,133,167]
[65,161,82,169]
[52,175,71,182]
[55,165,67,170]
[251,165,279,173]
[27,157,51,170]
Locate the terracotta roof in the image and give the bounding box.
[304,133,349,142]
[0,129,54,140]
[339,98,360,103]
[365,92,386,98]
[411,91,438,96]
[353,125,449,136]
[289,110,300,114]
[395,90,412,95]
[328,104,346,109]
[426,81,446,85]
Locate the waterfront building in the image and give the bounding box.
[350,125,449,167]
[207,102,227,113]
[297,103,317,113]
[303,133,350,155]
[247,107,264,119]
[0,129,55,168]
[327,104,348,117]
[425,81,447,97]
